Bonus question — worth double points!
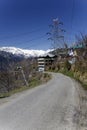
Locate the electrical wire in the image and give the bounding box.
[71,0,75,30]
[0,27,46,39]
[0,34,47,48]
[14,34,47,47]
[0,25,47,47]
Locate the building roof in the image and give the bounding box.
[39,53,57,58]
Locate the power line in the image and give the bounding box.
[21,34,46,43]
[0,34,47,48]
[71,0,75,30]
[0,27,45,40]
[66,0,75,45]
[14,34,47,48]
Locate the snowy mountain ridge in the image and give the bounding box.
[0,47,52,57]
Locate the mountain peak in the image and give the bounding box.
[0,47,52,57]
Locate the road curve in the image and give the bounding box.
[0,73,79,130]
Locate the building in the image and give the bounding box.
[38,57,45,72]
[37,54,57,72]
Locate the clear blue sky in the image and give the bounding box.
[0,0,87,50]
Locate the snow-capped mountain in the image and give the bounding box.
[0,47,52,57]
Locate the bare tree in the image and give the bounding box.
[75,33,87,48]
[75,33,87,59]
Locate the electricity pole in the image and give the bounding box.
[17,66,29,86]
[47,18,65,54]
[21,69,29,86]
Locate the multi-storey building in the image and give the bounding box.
[37,54,57,72]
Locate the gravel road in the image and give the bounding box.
[0,73,80,130]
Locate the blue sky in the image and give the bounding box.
[0,0,87,50]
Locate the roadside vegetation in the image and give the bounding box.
[0,57,51,98]
[47,33,87,90]
[48,59,87,90]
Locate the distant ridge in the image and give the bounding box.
[0,47,52,57]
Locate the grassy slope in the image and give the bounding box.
[0,73,51,98]
[58,69,87,90]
